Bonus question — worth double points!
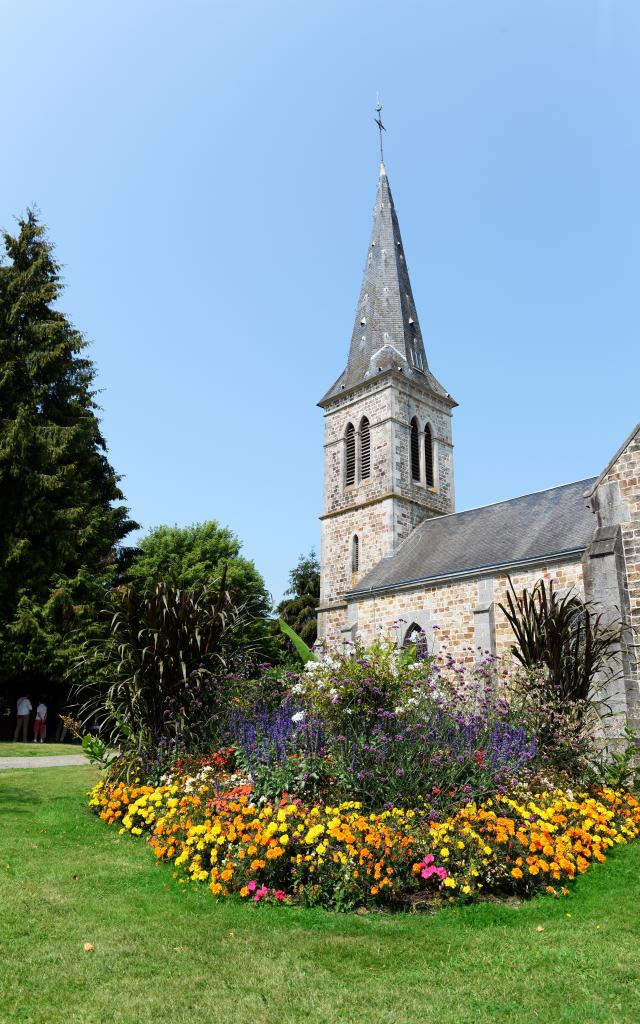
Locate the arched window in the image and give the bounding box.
[352,535,359,572]
[410,418,420,481]
[424,423,434,487]
[360,417,370,480]
[403,622,429,658]
[345,423,355,486]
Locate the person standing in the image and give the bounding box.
[14,695,32,742]
[33,701,48,743]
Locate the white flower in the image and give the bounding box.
[292,711,305,724]
[291,682,304,695]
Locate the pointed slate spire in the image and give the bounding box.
[321,163,452,405]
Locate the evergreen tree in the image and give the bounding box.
[0,210,135,688]
[277,550,320,647]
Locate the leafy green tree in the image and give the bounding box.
[124,521,275,659]
[277,550,320,647]
[0,210,135,689]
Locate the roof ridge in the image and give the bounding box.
[351,476,599,597]
[359,477,598,572]
[414,476,598,527]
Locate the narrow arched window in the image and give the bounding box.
[360,417,370,480]
[352,535,359,572]
[345,423,355,486]
[424,423,434,487]
[410,418,420,481]
[404,622,429,658]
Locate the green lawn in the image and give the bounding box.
[1,768,639,1024]
[0,742,81,758]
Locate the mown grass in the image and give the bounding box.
[0,767,639,1024]
[0,742,81,758]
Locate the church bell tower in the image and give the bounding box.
[317,154,457,642]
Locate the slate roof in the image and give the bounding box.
[319,164,453,406]
[349,478,598,596]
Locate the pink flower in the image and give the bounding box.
[253,885,268,902]
[274,890,286,901]
[420,855,447,882]
[247,880,257,893]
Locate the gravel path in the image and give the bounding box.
[0,754,89,770]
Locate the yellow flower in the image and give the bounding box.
[443,877,457,888]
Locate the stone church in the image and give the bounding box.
[317,160,639,738]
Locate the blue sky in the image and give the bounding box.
[2,1,638,603]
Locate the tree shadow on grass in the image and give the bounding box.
[0,784,44,814]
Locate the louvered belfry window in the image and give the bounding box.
[352,535,359,572]
[360,417,371,480]
[410,418,420,481]
[425,423,434,487]
[345,423,356,486]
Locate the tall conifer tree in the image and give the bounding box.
[277,550,320,647]
[0,210,135,685]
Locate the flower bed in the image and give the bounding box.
[89,776,640,911]
[85,636,640,911]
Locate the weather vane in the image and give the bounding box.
[375,95,386,164]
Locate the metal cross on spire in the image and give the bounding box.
[374,95,386,164]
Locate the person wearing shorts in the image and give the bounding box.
[14,696,32,742]
[33,702,47,743]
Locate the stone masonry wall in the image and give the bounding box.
[322,379,393,517]
[319,370,455,634]
[320,501,391,611]
[391,379,455,521]
[587,426,640,732]
[595,427,640,657]
[342,558,585,662]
